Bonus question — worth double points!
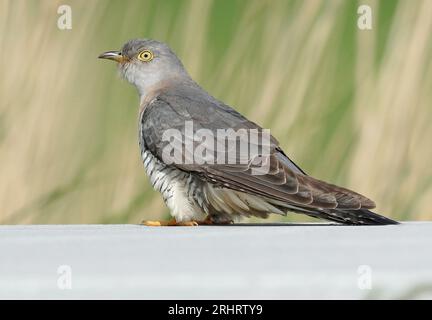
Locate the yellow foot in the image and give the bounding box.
[140,218,199,227]
[140,220,168,226]
[174,221,199,226]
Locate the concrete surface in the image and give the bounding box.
[0,222,431,299]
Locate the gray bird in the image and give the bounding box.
[99,39,398,226]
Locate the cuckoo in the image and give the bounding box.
[99,39,398,226]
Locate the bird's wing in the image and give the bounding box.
[141,84,375,211]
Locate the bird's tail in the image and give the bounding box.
[320,208,399,225]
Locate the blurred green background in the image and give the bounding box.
[1,0,431,224]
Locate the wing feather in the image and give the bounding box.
[140,84,376,215]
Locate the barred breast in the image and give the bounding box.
[139,110,208,222]
[140,149,208,222]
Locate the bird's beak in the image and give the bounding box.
[98,50,126,63]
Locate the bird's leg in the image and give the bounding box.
[172,220,199,226]
[194,216,234,225]
[140,216,233,226]
[140,218,198,226]
[140,219,172,226]
[195,216,215,225]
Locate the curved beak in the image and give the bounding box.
[98,50,125,63]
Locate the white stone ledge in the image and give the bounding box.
[0,222,431,299]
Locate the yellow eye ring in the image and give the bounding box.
[137,50,154,62]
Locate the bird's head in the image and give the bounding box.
[99,39,190,96]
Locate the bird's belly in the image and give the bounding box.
[141,149,207,222]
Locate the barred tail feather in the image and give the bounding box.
[320,209,399,225]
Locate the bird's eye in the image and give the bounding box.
[137,50,154,62]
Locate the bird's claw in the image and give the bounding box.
[140,219,199,226]
[140,220,165,226]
